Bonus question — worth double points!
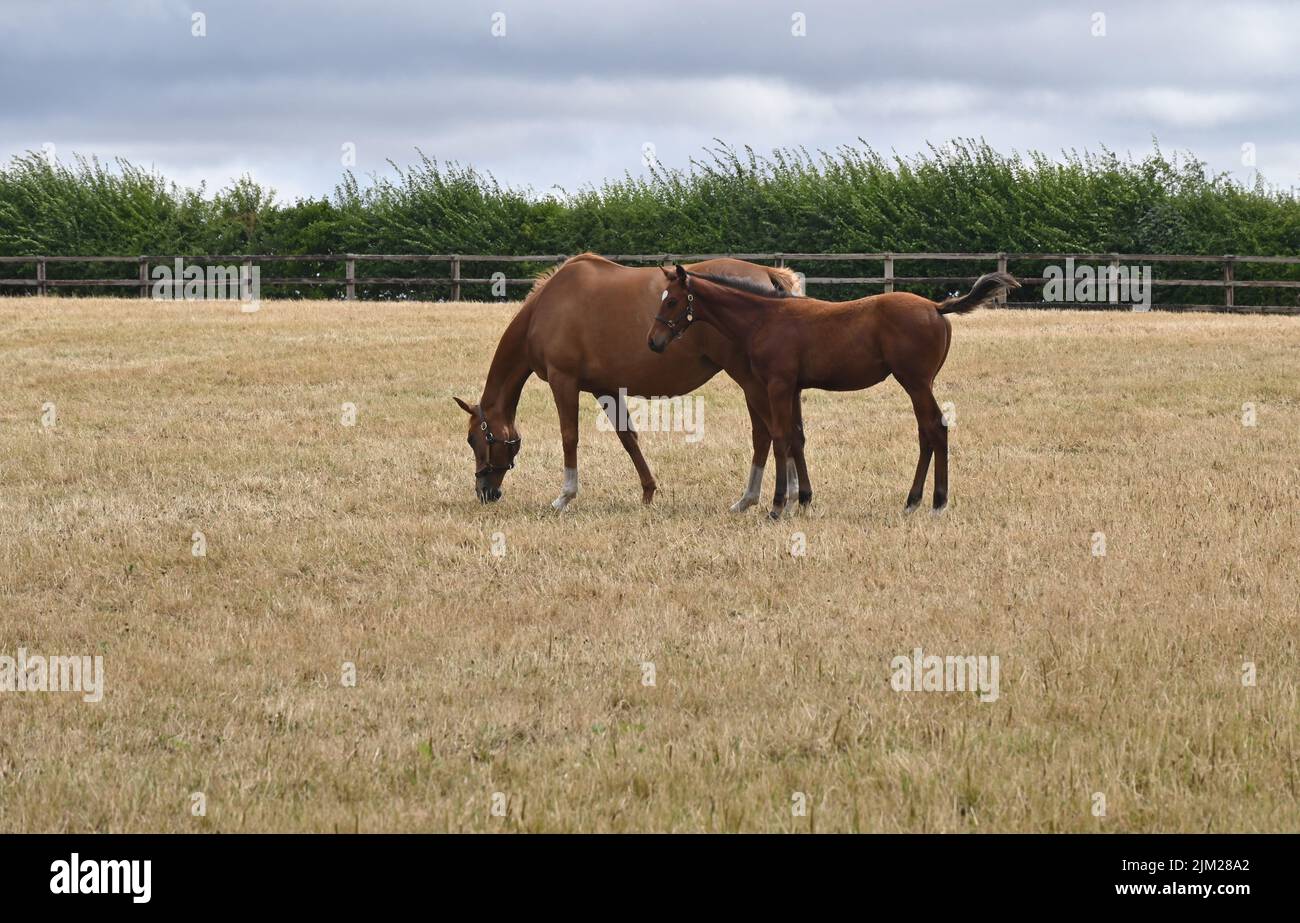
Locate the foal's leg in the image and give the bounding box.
[765,380,797,520]
[791,390,813,507]
[731,395,772,512]
[903,420,932,514]
[733,385,806,513]
[930,398,950,513]
[901,382,947,513]
[547,372,581,511]
[599,390,657,504]
[725,365,803,512]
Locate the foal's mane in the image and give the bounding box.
[691,271,801,299]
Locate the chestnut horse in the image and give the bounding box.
[649,266,1019,518]
[454,253,806,510]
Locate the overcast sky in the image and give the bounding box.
[2,0,1298,201]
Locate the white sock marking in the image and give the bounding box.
[551,466,579,510]
[730,464,764,512]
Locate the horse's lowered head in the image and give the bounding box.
[454,397,521,503]
[648,264,695,353]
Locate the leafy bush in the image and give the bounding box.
[3,140,1297,303]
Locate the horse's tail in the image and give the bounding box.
[767,264,803,295]
[936,271,1020,315]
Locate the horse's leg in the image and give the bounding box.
[548,372,581,511]
[901,380,945,513]
[791,390,812,507]
[599,390,657,504]
[731,394,772,512]
[765,379,797,521]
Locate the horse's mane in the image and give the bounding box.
[691,271,802,299]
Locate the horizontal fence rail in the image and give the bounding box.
[1,252,1298,313]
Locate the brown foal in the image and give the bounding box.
[648,265,1019,517]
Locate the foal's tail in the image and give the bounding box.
[936,271,1020,315]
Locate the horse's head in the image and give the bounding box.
[454,397,521,503]
[648,264,694,353]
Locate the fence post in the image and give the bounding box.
[139,256,149,299]
[883,253,894,293]
[450,255,461,301]
[345,255,356,301]
[37,257,47,297]
[1223,255,1235,309]
[774,252,785,269]
[997,252,1008,305]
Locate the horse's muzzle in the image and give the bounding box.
[648,336,666,353]
[476,484,502,503]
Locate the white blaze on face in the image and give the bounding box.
[661,290,668,302]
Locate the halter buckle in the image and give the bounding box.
[474,406,521,477]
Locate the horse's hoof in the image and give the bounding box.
[767,507,785,521]
[798,492,813,507]
[904,500,921,514]
[730,496,758,513]
[551,494,576,511]
[931,502,948,516]
[641,487,656,505]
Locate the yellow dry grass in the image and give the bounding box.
[1,295,1297,833]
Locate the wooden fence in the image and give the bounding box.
[2,252,1299,312]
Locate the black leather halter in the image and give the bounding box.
[654,292,695,340]
[474,406,521,478]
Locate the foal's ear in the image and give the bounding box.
[453,396,474,414]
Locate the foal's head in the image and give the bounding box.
[454,397,521,503]
[647,264,695,353]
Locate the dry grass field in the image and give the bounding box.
[1,295,1297,833]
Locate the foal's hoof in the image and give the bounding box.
[551,494,576,512]
[730,495,759,513]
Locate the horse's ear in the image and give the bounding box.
[675,264,687,282]
[660,266,673,280]
[453,397,474,414]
